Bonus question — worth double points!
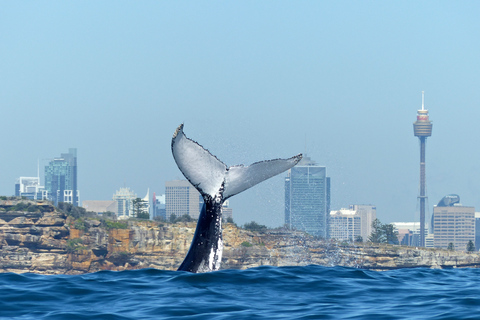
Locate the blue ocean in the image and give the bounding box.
[1,266,479,320]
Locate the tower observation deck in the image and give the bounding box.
[413,91,432,247]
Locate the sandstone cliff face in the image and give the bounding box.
[0,203,69,273]
[1,201,480,274]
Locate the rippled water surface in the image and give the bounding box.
[1,266,480,319]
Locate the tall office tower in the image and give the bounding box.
[413,92,432,247]
[165,180,202,220]
[45,148,79,206]
[284,155,330,238]
[433,194,475,251]
[113,187,137,219]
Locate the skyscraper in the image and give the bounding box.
[284,155,330,238]
[413,92,432,247]
[44,148,78,206]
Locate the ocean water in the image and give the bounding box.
[1,266,479,320]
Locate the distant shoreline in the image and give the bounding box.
[1,199,480,274]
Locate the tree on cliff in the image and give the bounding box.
[368,219,385,243]
[132,198,149,219]
[467,240,475,252]
[383,223,399,245]
[368,219,398,244]
[243,221,267,232]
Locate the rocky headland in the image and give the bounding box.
[1,199,480,275]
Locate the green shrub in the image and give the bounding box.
[243,221,267,232]
[241,241,253,247]
[27,205,40,212]
[168,214,193,223]
[73,219,86,231]
[105,220,128,230]
[66,238,86,253]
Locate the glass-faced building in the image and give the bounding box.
[284,156,330,238]
[44,148,79,206]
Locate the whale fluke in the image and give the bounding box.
[171,124,302,272]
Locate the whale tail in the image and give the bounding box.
[172,124,302,272]
[171,124,302,200]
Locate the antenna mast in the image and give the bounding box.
[422,91,425,111]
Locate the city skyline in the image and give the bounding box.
[2,2,480,227]
[10,162,479,250]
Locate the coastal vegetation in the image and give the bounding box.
[467,240,475,252]
[105,220,128,230]
[66,238,87,253]
[368,219,399,244]
[243,221,267,232]
[132,198,149,219]
[0,200,52,213]
[241,241,253,247]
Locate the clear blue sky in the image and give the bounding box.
[1,1,479,227]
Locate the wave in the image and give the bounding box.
[0,266,479,319]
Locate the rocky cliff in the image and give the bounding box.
[1,200,480,274]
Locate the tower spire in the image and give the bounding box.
[413,91,433,247]
[422,90,425,111]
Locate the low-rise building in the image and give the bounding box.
[82,200,117,215]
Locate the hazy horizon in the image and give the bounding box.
[2,1,480,227]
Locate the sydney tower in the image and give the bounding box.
[413,91,432,247]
